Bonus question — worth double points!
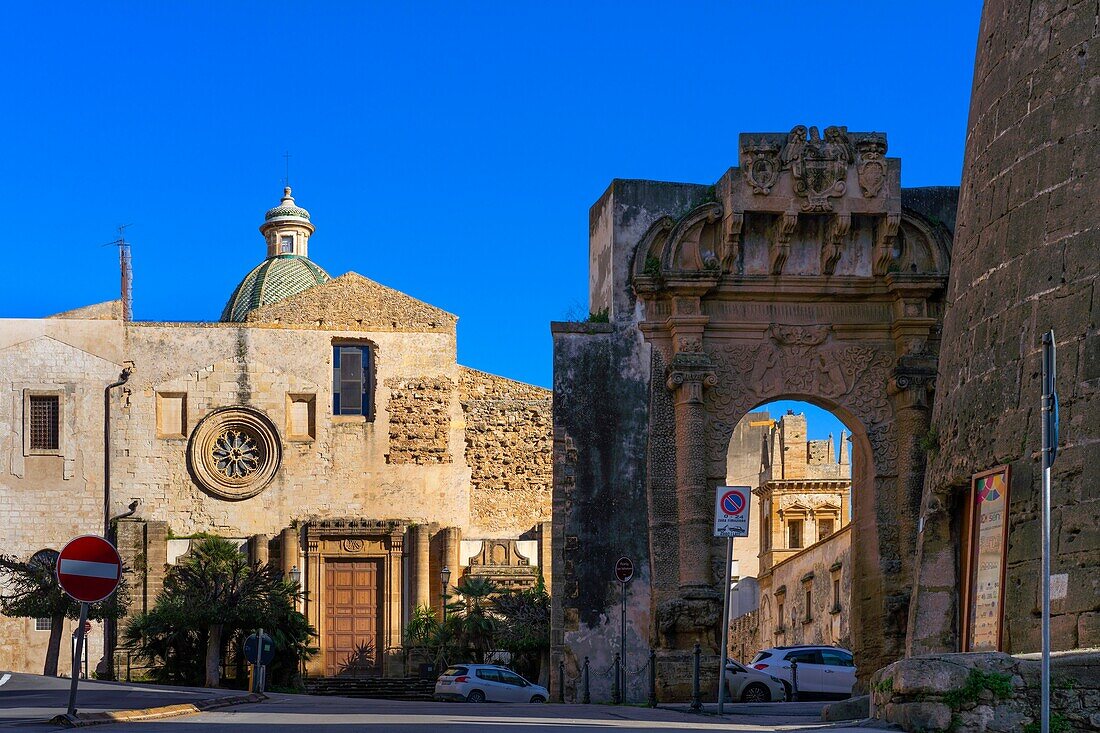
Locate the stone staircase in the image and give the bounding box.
[303,676,437,701]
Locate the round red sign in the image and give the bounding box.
[614,556,634,584]
[56,535,122,604]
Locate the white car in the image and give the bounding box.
[749,645,856,699]
[723,660,787,702]
[434,664,549,703]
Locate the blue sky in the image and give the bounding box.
[2,2,982,430]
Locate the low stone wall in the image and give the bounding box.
[870,650,1100,732]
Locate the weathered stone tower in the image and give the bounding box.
[908,0,1099,655]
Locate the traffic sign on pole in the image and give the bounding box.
[56,536,122,604]
[714,486,751,538]
[614,557,634,584]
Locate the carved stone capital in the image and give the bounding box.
[889,369,935,411]
[667,352,718,404]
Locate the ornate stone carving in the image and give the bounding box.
[741,139,781,194]
[188,407,281,500]
[770,211,798,275]
[656,591,721,649]
[702,330,897,475]
[857,136,889,197]
[342,538,365,552]
[873,213,901,276]
[676,335,703,354]
[822,213,851,275]
[783,125,852,212]
[721,213,743,273]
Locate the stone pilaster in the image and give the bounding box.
[666,351,717,590]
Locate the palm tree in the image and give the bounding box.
[453,577,498,663]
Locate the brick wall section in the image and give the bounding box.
[384,377,453,464]
[912,0,1099,655]
[459,367,552,534]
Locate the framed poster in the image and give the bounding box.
[961,465,1010,652]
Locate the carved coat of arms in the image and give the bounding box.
[781,125,852,211]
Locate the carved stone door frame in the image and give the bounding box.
[303,519,405,677]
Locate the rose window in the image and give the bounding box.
[188,407,282,500]
[212,429,261,478]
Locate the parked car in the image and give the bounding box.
[749,645,856,699]
[723,660,787,702]
[434,664,549,703]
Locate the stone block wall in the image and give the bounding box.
[910,0,1100,655]
[871,651,1100,732]
[550,322,653,704]
[728,609,760,665]
[385,377,453,464]
[459,367,552,536]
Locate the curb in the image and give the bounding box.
[50,692,266,728]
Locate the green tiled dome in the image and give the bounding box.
[220,254,331,322]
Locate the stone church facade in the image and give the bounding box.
[0,188,552,677]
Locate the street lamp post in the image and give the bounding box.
[441,566,451,621]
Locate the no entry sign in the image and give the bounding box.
[714,486,751,538]
[614,557,634,584]
[56,535,122,603]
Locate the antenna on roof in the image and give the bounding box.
[101,225,133,321]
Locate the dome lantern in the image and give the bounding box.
[260,186,315,258]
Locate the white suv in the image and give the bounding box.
[434,664,549,703]
[749,646,856,699]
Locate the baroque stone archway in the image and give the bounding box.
[630,127,952,691]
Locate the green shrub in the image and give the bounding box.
[943,668,1013,710]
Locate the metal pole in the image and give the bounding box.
[1040,330,1056,733]
[612,653,621,704]
[717,536,733,715]
[791,660,799,702]
[66,603,89,716]
[558,660,565,703]
[690,642,701,711]
[620,579,626,703]
[647,649,657,707]
[582,657,590,704]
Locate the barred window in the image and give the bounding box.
[35,617,51,631]
[29,395,59,451]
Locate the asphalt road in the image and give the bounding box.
[0,673,873,732]
[0,672,227,730]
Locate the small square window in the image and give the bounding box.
[35,617,52,631]
[280,235,294,253]
[819,518,835,540]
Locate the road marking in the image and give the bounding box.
[58,559,120,579]
[0,673,10,687]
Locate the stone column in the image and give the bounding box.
[249,534,269,567]
[442,527,462,593]
[279,527,300,578]
[410,524,431,609]
[537,521,552,594]
[666,352,717,590]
